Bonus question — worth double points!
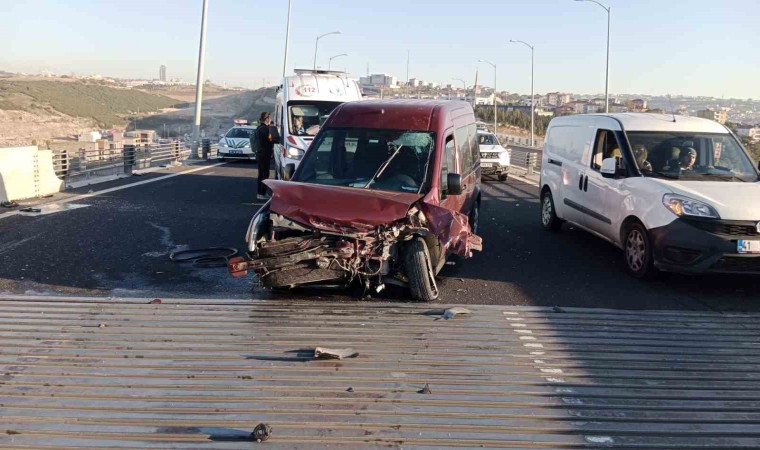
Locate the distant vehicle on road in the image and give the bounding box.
[273,70,362,180]
[217,124,256,160]
[477,130,510,181]
[540,113,760,278]
[231,100,483,301]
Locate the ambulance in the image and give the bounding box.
[273,69,362,180]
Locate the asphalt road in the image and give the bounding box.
[0,161,757,311]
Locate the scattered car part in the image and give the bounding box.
[314,347,359,360]
[251,423,272,442]
[443,307,472,320]
[170,247,238,268]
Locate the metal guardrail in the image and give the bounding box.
[51,140,218,185]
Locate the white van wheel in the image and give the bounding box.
[624,222,657,279]
[540,191,562,232]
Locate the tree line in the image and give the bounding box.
[474,106,552,136]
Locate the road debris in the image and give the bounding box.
[170,247,238,268]
[148,299,162,305]
[418,383,432,394]
[251,423,272,442]
[1,201,18,208]
[314,347,359,360]
[553,306,566,313]
[443,307,471,320]
[346,387,354,392]
[20,207,42,213]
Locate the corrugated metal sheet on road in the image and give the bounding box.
[1,295,760,449]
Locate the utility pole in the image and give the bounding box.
[191,0,209,158]
[405,50,410,99]
[509,40,535,147]
[575,0,611,113]
[478,60,497,134]
[313,31,341,72]
[281,0,292,78]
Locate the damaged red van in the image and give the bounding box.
[229,100,482,301]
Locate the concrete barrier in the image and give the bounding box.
[0,146,64,203]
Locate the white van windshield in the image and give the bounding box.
[627,132,757,182]
[288,101,342,137]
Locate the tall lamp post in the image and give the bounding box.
[575,0,610,113]
[191,0,209,158]
[281,0,292,78]
[452,78,466,100]
[328,53,348,71]
[478,59,497,134]
[313,31,341,71]
[509,39,535,147]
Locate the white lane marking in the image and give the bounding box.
[507,309,574,395]
[203,171,217,176]
[0,162,226,221]
[586,436,614,444]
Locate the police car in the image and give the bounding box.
[217,119,256,160]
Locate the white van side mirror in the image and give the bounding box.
[601,158,618,178]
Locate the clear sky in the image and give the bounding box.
[2,0,758,98]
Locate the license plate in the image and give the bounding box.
[737,240,760,254]
[229,149,243,155]
[481,163,493,168]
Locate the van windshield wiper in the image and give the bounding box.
[365,144,404,189]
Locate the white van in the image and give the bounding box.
[540,113,760,278]
[273,70,362,180]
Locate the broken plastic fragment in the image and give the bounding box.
[251,423,272,442]
[314,347,359,360]
[443,307,471,320]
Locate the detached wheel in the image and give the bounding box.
[624,221,658,279]
[405,237,439,302]
[540,190,563,232]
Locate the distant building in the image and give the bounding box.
[408,78,423,87]
[544,92,571,107]
[159,65,167,82]
[553,105,576,116]
[737,126,760,143]
[697,108,727,124]
[632,99,647,112]
[359,73,398,89]
[610,103,629,113]
[78,131,102,143]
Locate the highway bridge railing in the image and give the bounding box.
[51,140,219,187]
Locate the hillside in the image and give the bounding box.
[0,80,176,128]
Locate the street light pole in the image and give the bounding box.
[191,0,209,158]
[313,31,341,72]
[478,60,497,134]
[328,53,348,71]
[282,0,292,78]
[575,0,610,113]
[452,77,466,100]
[406,50,410,99]
[509,40,535,147]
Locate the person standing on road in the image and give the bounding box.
[256,111,274,200]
